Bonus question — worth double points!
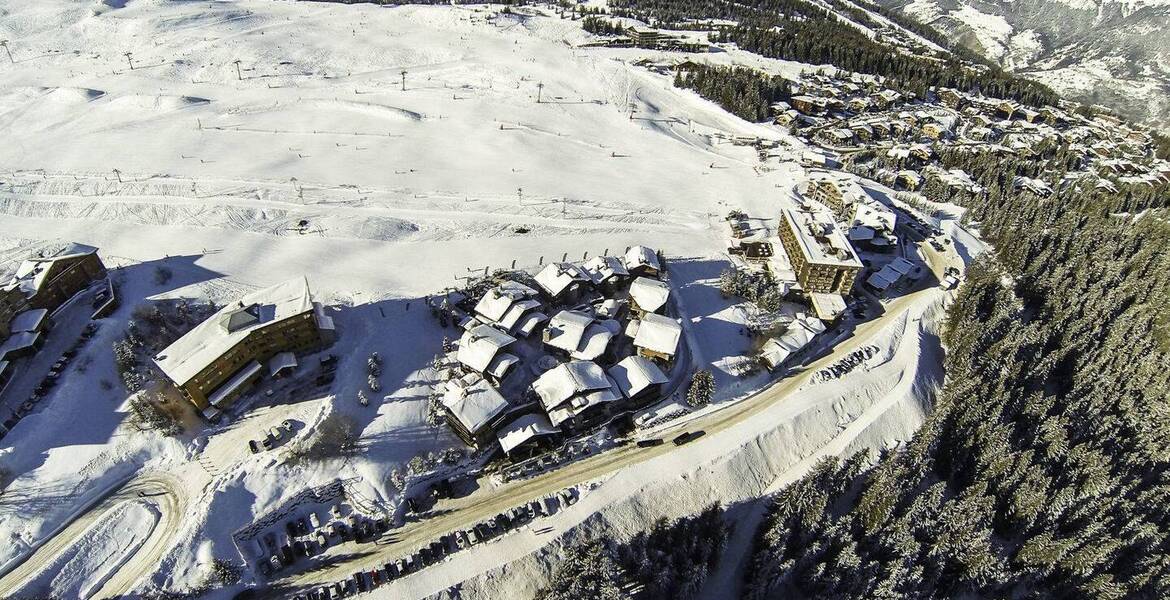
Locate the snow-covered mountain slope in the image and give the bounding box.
[885,0,1170,130]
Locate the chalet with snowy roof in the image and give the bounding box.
[790,95,828,116]
[818,128,854,146]
[936,88,963,109]
[895,170,922,190]
[531,360,622,431]
[0,243,106,343]
[473,281,547,337]
[623,246,662,278]
[760,313,826,370]
[921,122,948,140]
[866,257,917,294]
[627,277,671,315]
[457,323,520,382]
[996,100,1019,120]
[496,412,560,458]
[629,313,682,362]
[910,144,933,161]
[534,262,591,303]
[774,109,800,127]
[153,277,335,416]
[608,355,668,405]
[871,89,902,109]
[581,255,630,290]
[1013,176,1053,197]
[543,310,618,361]
[442,373,512,448]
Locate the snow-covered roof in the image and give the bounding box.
[809,292,848,321]
[623,246,661,273]
[547,385,621,428]
[513,312,548,338]
[543,310,593,354]
[534,263,590,298]
[852,201,896,233]
[868,258,916,292]
[207,360,263,408]
[3,243,99,298]
[153,277,317,386]
[628,277,670,313]
[267,351,297,376]
[497,413,559,455]
[781,208,862,269]
[497,299,542,331]
[608,355,668,398]
[632,313,682,357]
[581,256,629,284]
[9,308,49,333]
[531,360,612,411]
[760,314,826,369]
[570,322,617,361]
[443,375,510,435]
[457,324,516,374]
[473,282,540,323]
[485,352,520,380]
[596,298,625,319]
[0,331,40,360]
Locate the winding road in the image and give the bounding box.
[0,472,188,600]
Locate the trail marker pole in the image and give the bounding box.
[0,41,12,64]
[400,70,407,91]
[124,52,134,70]
[233,60,242,81]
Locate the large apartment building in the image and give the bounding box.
[778,207,863,295]
[153,277,335,416]
[806,177,855,222]
[1,243,106,341]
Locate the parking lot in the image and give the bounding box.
[279,487,579,599]
[0,285,104,432]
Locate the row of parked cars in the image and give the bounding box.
[3,322,100,435]
[248,420,295,454]
[257,503,390,578]
[293,489,580,599]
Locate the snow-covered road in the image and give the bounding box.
[0,471,189,599]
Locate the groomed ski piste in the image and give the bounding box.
[0,1,982,598]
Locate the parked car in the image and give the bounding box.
[673,430,706,445]
[636,438,664,448]
[353,571,368,593]
[248,440,260,454]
